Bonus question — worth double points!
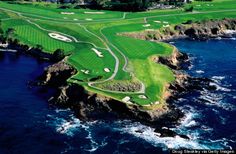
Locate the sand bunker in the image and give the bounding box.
[138,95,147,99]
[84,11,105,14]
[92,48,103,58]
[154,20,161,23]
[163,24,170,28]
[81,69,90,74]
[61,12,75,15]
[85,18,93,21]
[143,24,151,27]
[104,68,110,73]
[49,33,72,42]
[122,96,133,104]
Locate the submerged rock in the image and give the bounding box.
[154,127,190,139]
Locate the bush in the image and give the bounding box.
[185,6,194,12]
[52,49,65,61]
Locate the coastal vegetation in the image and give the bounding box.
[0,0,236,108]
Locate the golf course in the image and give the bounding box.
[1,0,236,108]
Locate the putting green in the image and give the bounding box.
[0,0,236,107]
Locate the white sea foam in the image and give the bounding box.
[179,112,198,128]
[196,70,205,74]
[199,89,222,105]
[185,120,198,128]
[118,121,212,150]
[199,89,235,111]
[55,117,81,136]
[212,76,225,81]
[210,82,231,92]
[188,64,194,70]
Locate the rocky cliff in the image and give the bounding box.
[41,59,184,125]
[121,18,236,41]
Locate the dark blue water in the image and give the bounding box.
[0,38,235,154]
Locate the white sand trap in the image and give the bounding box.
[154,101,160,105]
[163,25,170,28]
[85,18,93,21]
[49,33,72,42]
[104,68,110,73]
[92,48,103,58]
[61,12,75,15]
[163,21,169,24]
[122,96,130,103]
[84,11,105,14]
[143,24,151,27]
[122,96,133,104]
[81,69,90,74]
[138,95,147,99]
[154,20,161,23]
[73,19,78,21]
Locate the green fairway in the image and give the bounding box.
[0,10,9,19]
[1,19,75,53]
[0,0,236,107]
[0,1,124,21]
[68,45,116,82]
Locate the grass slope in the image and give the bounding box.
[0,0,236,107]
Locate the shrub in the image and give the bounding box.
[185,6,194,12]
[52,49,65,61]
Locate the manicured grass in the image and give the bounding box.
[1,0,236,106]
[34,20,106,48]
[0,10,9,19]
[0,1,124,21]
[14,25,75,52]
[67,44,116,82]
[2,19,75,53]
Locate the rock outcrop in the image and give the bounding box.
[39,58,184,128]
[121,18,236,41]
[40,58,77,86]
[153,46,189,70]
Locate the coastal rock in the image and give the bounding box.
[168,71,217,100]
[154,127,190,139]
[40,59,77,86]
[121,18,236,41]
[154,47,189,70]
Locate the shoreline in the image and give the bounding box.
[1,18,236,139]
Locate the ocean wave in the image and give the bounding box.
[55,116,81,136]
[196,70,205,74]
[199,89,235,111]
[55,108,71,113]
[209,82,231,92]
[54,116,105,152]
[199,89,222,104]
[178,111,199,128]
[212,76,225,81]
[118,121,221,150]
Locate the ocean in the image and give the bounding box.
[0,38,235,153]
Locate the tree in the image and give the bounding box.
[5,28,15,38]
